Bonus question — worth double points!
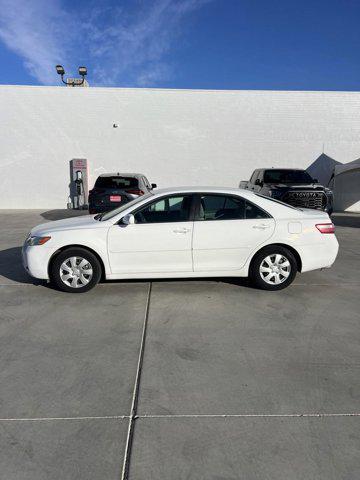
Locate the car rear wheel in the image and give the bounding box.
[50,248,102,293]
[249,246,297,291]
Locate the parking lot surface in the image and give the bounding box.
[0,210,359,479]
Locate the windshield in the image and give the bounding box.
[99,192,153,221]
[264,170,314,184]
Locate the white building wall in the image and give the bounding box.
[1,85,360,209]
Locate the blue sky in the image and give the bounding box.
[0,0,359,90]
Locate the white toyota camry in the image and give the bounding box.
[23,187,339,293]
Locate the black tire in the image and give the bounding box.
[50,248,102,293]
[249,246,297,291]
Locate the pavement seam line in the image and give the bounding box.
[0,416,129,422]
[121,281,152,480]
[1,413,358,422]
[137,413,360,418]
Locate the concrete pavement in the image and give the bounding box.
[0,210,359,479]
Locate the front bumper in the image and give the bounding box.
[22,245,54,280]
[280,191,333,212]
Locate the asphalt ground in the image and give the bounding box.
[0,210,359,479]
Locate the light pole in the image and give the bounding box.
[55,65,88,86]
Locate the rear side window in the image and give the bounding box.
[95,176,139,189]
[197,195,246,220]
[245,200,271,219]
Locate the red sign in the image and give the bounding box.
[110,195,121,202]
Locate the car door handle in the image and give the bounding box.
[173,227,190,234]
[252,224,270,230]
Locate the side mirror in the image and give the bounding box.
[255,178,262,186]
[151,183,157,189]
[313,178,318,183]
[121,214,135,225]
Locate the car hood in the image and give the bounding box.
[31,215,104,235]
[268,183,326,190]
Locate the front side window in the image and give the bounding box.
[134,195,193,224]
[197,195,246,220]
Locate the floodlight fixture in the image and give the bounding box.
[55,65,88,86]
[56,65,65,75]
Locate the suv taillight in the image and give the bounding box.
[316,223,335,234]
[126,189,144,195]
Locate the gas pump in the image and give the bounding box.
[69,158,89,209]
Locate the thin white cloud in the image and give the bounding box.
[0,0,75,84]
[0,0,212,86]
[89,0,212,86]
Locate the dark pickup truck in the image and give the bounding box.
[240,168,333,214]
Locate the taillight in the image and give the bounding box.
[316,223,335,234]
[126,189,144,195]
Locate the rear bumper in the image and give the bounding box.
[297,235,339,273]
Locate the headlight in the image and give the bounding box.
[25,235,51,246]
[324,188,333,196]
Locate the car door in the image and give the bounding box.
[108,194,194,274]
[192,193,275,272]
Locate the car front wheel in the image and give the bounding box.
[250,246,297,291]
[50,248,102,293]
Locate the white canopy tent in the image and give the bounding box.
[333,159,360,212]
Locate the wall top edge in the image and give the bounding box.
[0,84,360,95]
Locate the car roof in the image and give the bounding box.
[263,168,306,171]
[98,173,145,178]
[152,186,258,199]
[104,185,309,223]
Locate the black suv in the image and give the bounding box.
[89,173,156,214]
[240,168,333,214]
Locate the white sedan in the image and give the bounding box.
[22,187,339,292]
